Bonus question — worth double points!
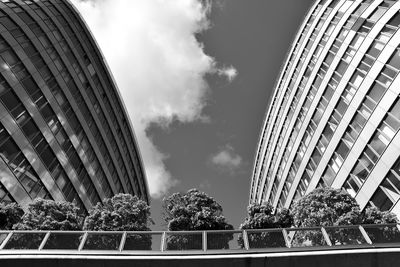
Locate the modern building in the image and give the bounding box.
[250,0,400,215]
[0,0,149,212]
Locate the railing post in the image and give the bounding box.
[119,231,127,252]
[160,232,166,252]
[0,232,13,250]
[282,229,291,248]
[38,231,51,250]
[78,232,88,251]
[202,231,207,252]
[359,226,373,245]
[321,227,332,246]
[242,230,250,250]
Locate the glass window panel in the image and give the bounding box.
[377,70,392,87]
[344,181,357,197]
[390,98,400,119]
[350,71,364,88]
[370,132,388,155]
[388,49,400,70]
[369,41,385,57]
[323,166,335,186]
[3,233,46,249]
[385,115,400,133]
[376,32,391,44]
[351,33,365,49]
[1,50,18,66]
[371,187,393,211]
[352,161,369,182]
[337,141,350,159]
[368,82,386,103]
[21,119,39,141]
[0,138,19,162]
[55,171,67,190]
[0,90,19,111]
[369,7,386,23]
[380,123,396,140]
[381,178,400,201]
[387,172,400,192]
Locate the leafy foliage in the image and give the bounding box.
[0,202,24,230]
[361,206,398,224]
[163,189,233,250]
[83,194,152,250]
[290,187,362,245]
[238,203,293,248]
[13,198,83,230]
[291,187,362,228]
[11,199,83,249]
[290,187,400,245]
[360,206,399,243]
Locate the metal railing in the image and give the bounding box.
[1,224,400,254]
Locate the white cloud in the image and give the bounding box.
[218,66,238,82]
[211,145,242,171]
[71,0,236,198]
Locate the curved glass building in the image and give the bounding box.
[0,0,149,212]
[251,0,400,215]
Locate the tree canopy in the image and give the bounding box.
[362,206,398,224]
[163,188,233,231]
[239,203,293,248]
[83,193,152,231]
[240,203,293,230]
[163,188,233,249]
[83,194,152,250]
[13,198,83,230]
[291,187,362,228]
[0,202,23,230]
[290,187,399,245]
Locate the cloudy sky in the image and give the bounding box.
[71,0,314,229]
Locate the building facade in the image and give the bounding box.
[250,0,400,215]
[0,0,149,212]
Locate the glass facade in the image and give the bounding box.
[251,0,400,216]
[0,0,149,212]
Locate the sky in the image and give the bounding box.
[71,0,314,229]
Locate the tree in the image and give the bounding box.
[291,187,362,227]
[13,198,83,230]
[83,194,152,250]
[290,187,362,245]
[11,199,83,249]
[362,206,398,224]
[0,202,23,230]
[238,203,293,248]
[360,206,399,243]
[162,189,233,250]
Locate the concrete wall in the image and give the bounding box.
[1,250,400,267]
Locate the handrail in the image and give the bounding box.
[0,224,400,253]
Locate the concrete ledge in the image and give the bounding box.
[1,248,400,267]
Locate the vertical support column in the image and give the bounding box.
[38,231,51,250]
[242,230,250,250]
[0,232,14,250]
[160,232,166,252]
[78,232,88,251]
[119,231,127,252]
[202,231,207,252]
[321,227,332,246]
[359,226,373,245]
[282,229,291,248]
